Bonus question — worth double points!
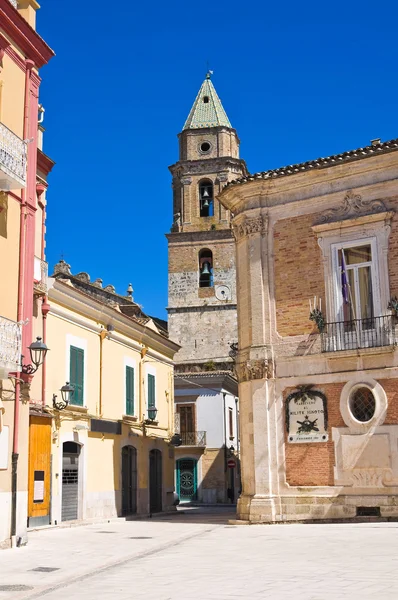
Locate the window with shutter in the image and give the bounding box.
[69,346,84,406]
[125,366,135,416]
[148,374,156,408]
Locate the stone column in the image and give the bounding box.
[233,211,280,522]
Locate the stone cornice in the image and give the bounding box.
[49,281,180,359]
[235,359,272,382]
[37,149,55,176]
[169,157,248,177]
[0,0,54,67]
[166,228,234,243]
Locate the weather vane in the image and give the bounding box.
[206,60,213,79]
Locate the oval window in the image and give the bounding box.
[200,142,211,153]
[349,387,376,422]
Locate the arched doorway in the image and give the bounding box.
[176,458,197,502]
[149,449,162,513]
[62,441,80,522]
[121,445,137,515]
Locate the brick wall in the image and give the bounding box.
[387,197,398,298]
[285,379,398,486]
[285,383,344,486]
[274,214,325,337]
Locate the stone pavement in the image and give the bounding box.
[1,507,398,599]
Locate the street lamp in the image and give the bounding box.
[53,382,74,411]
[22,337,49,375]
[147,406,158,422]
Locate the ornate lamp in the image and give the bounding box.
[53,382,74,411]
[22,337,49,375]
[147,406,158,422]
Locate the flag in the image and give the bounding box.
[341,250,349,305]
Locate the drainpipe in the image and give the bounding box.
[41,298,50,406]
[222,392,227,501]
[98,330,106,417]
[11,59,34,545]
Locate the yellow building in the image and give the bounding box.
[29,260,180,525]
[0,0,54,548]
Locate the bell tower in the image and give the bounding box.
[167,73,247,369]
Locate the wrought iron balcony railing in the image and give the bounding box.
[321,315,395,352]
[0,122,27,190]
[180,431,206,446]
[0,315,22,377]
[33,257,48,295]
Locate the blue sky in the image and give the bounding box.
[38,1,397,319]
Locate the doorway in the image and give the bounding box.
[28,416,52,527]
[176,458,197,502]
[62,441,80,522]
[121,445,137,515]
[149,449,162,513]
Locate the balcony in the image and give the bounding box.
[33,257,48,295]
[0,122,27,190]
[180,431,206,446]
[0,316,22,379]
[321,315,395,353]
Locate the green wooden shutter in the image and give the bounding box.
[148,374,156,408]
[125,366,135,416]
[70,346,84,406]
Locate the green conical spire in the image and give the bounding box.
[183,72,232,130]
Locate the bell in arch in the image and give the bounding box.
[201,261,211,275]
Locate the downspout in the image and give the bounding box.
[11,59,34,545]
[222,392,227,501]
[99,330,106,417]
[235,396,241,493]
[38,187,48,408]
[41,298,50,406]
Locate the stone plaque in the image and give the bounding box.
[286,386,328,443]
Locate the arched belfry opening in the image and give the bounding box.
[199,249,213,288]
[199,180,214,217]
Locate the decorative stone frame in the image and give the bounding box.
[312,206,394,323]
[198,141,212,155]
[339,377,388,434]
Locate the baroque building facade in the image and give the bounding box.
[167,74,246,503]
[28,260,180,525]
[0,0,54,548]
[219,136,398,522]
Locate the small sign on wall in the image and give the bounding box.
[286,386,328,443]
[0,425,9,469]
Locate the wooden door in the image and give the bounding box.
[28,416,52,526]
[149,449,162,513]
[122,446,137,515]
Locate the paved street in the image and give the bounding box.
[1,507,398,599]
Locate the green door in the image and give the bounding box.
[176,459,197,502]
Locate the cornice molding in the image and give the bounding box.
[49,281,180,358]
[0,0,55,68]
[37,148,55,176]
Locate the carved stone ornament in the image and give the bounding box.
[232,215,267,241]
[217,173,229,183]
[104,284,116,293]
[235,359,271,382]
[317,190,387,224]
[180,177,192,185]
[53,259,71,276]
[75,272,90,284]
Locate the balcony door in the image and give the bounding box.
[330,240,386,350]
[178,405,195,445]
